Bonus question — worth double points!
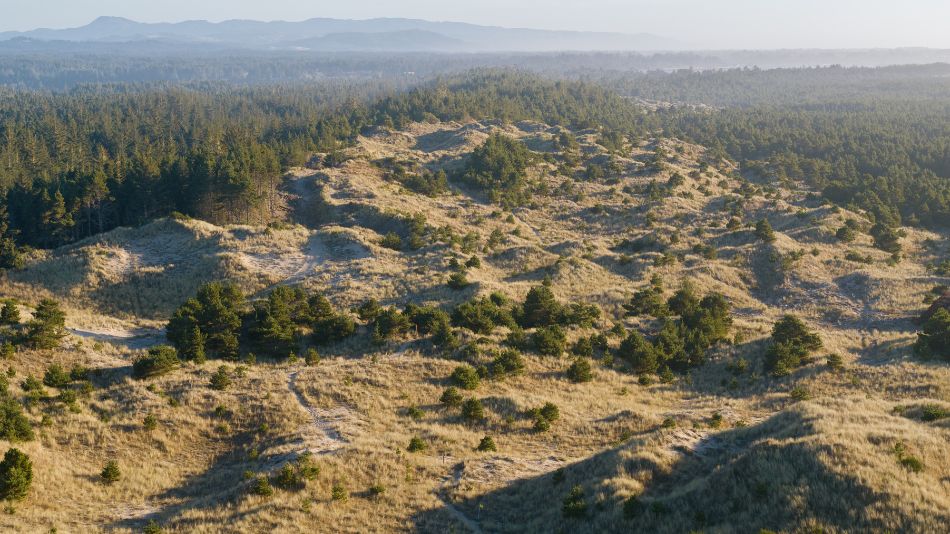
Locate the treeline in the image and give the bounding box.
[1,66,947,258]
[609,65,950,228]
[0,81,390,250]
[0,71,653,255]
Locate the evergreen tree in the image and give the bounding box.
[0,448,32,501]
[26,299,66,349]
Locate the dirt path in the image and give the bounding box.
[437,461,483,534]
[287,370,349,455]
[68,326,165,350]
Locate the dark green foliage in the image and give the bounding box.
[143,414,158,432]
[765,315,823,375]
[274,451,320,491]
[331,482,348,502]
[566,358,593,383]
[452,294,517,334]
[755,218,776,242]
[209,365,231,390]
[251,475,273,497]
[132,345,180,379]
[826,353,845,371]
[25,298,66,349]
[921,404,950,422]
[0,302,19,326]
[407,436,428,452]
[462,134,535,207]
[461,397,485,422]
[451,365,480,390]
[617,331,658,374]
[490,350,525,378]
[143,520,163,534]
[562,485,587,518]
[305,349,321,366]
[380,232,403,250]
[372,307,411,343]
[539,402,560,422]
[42,364,70,388]
[244,286,300,357]
[624,286,669,318]
[440,387,463,408]
[521,285,561,328]
[167,282,244,360]
[100,460,121,484]
[447,272,470,290]
[429,313,459,349]
[870,223,902,254]
[914,308,950,361]
[406,303,458,348]
[618,286,731,373]
[835,226,857,243]
[357,299,383,322]
[571,336,594,358]
[310,294,356,346]
[532,325,566,356]
[0,394,34,442]
[0,448,32,501]
[476,435,497,452]
[179,326,206,364]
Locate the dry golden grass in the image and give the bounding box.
[0,120,948,532]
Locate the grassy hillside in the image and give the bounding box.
[0,120,947,533]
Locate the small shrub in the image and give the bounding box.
[532,325,566,356]
[826,353,844,371]
[143,414,158,432]
[251,475,273,496]
[900,456,924,473]
[406,405,424,420]
[755,218,776,242]
[540,402,560,422]
[132,346,180,379]
[921,404,949,422]
[369,484,386,496]
[407,436,428,452]
[789,386,810,401]
[440,387,463,408]
[447,272,470,290]
[275,464,302,490]
[566,358,593,383]
[476,435,497,452]
[42,364,70,388]
[100,460,121,484]
[331,483,348,502]
[209,366,231,390]
[461,397,485,422]
[305,349,320,366]
[451,365,480,390]
[380,232,403,250]
[562,485,587,518]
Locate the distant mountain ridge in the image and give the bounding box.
[0,16,678,51]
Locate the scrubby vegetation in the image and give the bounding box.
[0,62,947,533]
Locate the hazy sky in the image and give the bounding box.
[2,0,949,49]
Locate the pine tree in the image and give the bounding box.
[26,298,66,349]
[0,448,32,501]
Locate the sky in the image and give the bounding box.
[1,0,949,49]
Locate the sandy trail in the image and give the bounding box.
[68,326,165,350]
[287,370,350,455]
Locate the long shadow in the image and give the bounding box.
[411,410,920,533]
